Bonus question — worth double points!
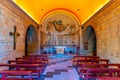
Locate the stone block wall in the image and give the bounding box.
[0,0,39,67]
[83,0,120,63]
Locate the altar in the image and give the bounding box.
[55,46,66,54]
[49,46,73,59]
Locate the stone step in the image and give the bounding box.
[42,58,79,80]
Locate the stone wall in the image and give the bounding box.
[83,0,120,63]
[0,0,39,66]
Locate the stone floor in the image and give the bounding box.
[41,56,80,80]
[0,54,80,80]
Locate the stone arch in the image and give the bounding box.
[41,13,80,54]
[83,25,97,56]
[25,25,38,55]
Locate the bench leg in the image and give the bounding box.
[2,74,6,80]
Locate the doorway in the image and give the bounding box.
[83,26,97,56]
[25,25,38,55]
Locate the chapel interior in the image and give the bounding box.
[0,0,120,80]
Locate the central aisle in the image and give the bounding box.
[42,57,79,80]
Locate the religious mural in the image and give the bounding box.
[41,14,80,47]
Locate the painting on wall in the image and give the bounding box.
[41,24,79,46]
[41,14,80,46]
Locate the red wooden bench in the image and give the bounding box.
[0,70,34,80]
[8,60,47,65]
[78,64,120,80]
[97,77,120,80]
[78,63,120,71]
[16,57,48,64]
[75,59,109,66]
[0,63,45,79]
[81,68,120,80]
[23,55,48,58]
[73,56,99,60]
[73,56,99,66]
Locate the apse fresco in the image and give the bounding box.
[41,14,80,46]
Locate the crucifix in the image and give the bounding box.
[9,26,20,50]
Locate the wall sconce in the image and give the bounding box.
[37,26,39,29]
[79,25,84,29]
[81,26,84,29]
[39,25,42,27]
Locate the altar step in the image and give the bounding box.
[43,69,68,79]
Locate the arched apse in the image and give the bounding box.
[40,13,80,54]
[83,26,97,56]
[25,25,38,55]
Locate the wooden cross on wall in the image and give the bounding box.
[9,26,20,50]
